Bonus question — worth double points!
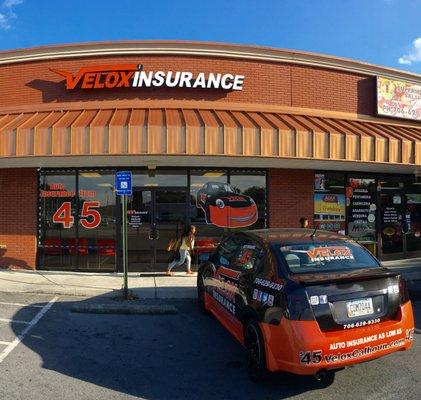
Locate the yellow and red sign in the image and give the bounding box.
[377,77,421,121]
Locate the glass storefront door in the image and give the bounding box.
[379,191,405,259]
[379,177,421,260]
[126,188,188,271]
[403,193,421,256]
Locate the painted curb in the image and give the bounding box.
[71,303,178,315]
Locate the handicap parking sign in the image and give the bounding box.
[115,171,132,195]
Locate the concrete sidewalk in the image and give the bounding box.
[0,269,197,299]
[0,257,420,300]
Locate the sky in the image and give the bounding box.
[0,0,420,73]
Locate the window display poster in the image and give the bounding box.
[377,77,421,121]
[346,178,376,242]
[314,193,346,232]
[315,174,325,191]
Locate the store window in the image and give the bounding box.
[379,176,404,255]
[190,169,267,260]
[38,170,117,271]
[132,170,187,187]
[379,175,421,257]
[190,170,228,230]
[38,171,78,269]
[314,172,346,233]
[230,171,266,229]
[78,171,116,270]
[346,176,377,246]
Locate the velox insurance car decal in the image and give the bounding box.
[299,328,414,365]
[306,246,355,262]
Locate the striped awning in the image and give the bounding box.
[0,108,420,167]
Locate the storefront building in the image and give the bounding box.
[0,41,420,271]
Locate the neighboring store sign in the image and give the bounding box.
[115,171,132,196]
[346,178,376,242]
[50,64,245,91]
[314,193,346,232]
[377,77,421,121]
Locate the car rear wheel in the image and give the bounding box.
[244,320,268,382]
[197,273,209,315]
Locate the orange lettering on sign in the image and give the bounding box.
[50,64,138,90]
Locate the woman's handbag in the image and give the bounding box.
[167,237,181,252]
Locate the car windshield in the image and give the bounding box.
[207,183,235,194]
[274,240,380,274]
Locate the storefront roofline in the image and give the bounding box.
[0,101,419,129]
[0,40,419,84]
[0,155,419,175]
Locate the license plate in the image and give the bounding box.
[346,298,374,318]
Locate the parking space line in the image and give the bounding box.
[0,340,11,345]
[0,318,30,325]
[0,302,44,308]
[0,296,59,364]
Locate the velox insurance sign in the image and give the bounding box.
[377,77,421,121]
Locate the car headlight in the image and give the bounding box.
[215,199,225,208]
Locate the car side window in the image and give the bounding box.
[216,235,241,266]
[231,240,264,273]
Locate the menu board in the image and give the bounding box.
[346,178,376,242]
[127,210,148,228]
[377,77,421,121]
[382,206,400,224]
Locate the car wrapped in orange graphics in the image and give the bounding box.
[197,229,414,382]
[196,182,258,228]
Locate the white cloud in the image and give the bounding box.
[0,13,10,30]
[0,0,23,30]
[398,37,421,65]
[3,0,23,9]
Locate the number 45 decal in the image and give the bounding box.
[299,350,322,365]
[53,201,101,229]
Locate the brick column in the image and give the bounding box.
[0,168,37,269]
[268,168,314,228]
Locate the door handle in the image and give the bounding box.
[148,229,159,240]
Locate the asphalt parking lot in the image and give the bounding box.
[0,292,419,400]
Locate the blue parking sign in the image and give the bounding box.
[115,171,132,195]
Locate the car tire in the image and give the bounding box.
[197,272,209,315]
[244,320,268,382]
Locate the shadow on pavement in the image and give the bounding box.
[10,288,336,400]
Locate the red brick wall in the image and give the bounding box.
[0,168,37,269]
[268,169,314,228]
[0,55,374,115]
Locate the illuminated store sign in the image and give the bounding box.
[377,77,421,121]
[50,64,245,91]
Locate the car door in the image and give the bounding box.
[207,234,244,340]
[231,238,268,318]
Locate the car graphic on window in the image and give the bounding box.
[196,182,258,228]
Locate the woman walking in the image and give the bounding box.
[166,225,196,276]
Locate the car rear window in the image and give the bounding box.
[275,240,380,274]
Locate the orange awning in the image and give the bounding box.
[0,108,420,170]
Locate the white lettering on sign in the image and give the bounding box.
[51,65,246,91]
[132,70,245,91]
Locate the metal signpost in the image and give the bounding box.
[115,171,132,299]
